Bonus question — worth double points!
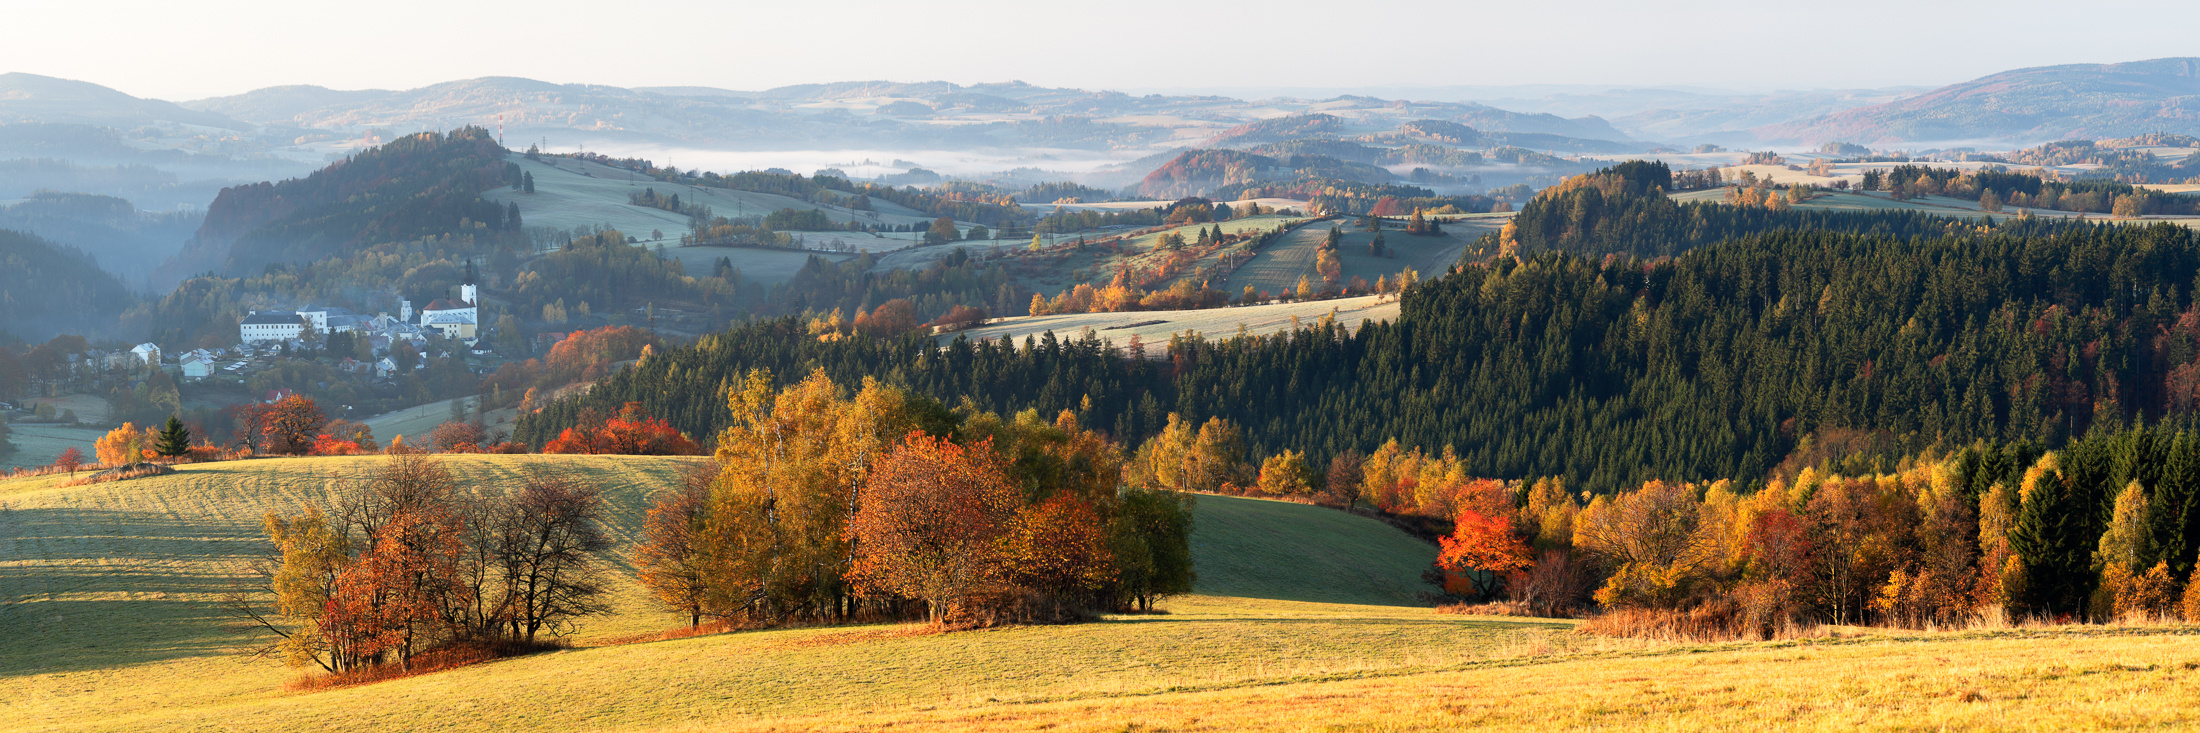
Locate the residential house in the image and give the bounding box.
[180,352,216,380]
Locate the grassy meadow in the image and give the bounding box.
[942,294,1399,355]
[7,456,2200,731]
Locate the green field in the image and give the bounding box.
[1221,218,1492,297]
[659,245,853,286]
[0,423,102,470]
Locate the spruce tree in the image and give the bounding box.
[154,415,191,458]
[2152,432,2200,579]
[2010,455,2094,616]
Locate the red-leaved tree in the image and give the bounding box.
[1437,507,1535,599]
[848,433,1022,623]
[260,395,326,455]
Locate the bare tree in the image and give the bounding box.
[493,474,611,640]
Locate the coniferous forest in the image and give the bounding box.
[520,184,2200,495]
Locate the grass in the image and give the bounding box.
[10,456,2197,730]
[942,294,1398,355]
[1,423,103,470]
[357,395,520,445]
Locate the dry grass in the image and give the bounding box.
[669,627,2200,732]
[12,456,2199,730]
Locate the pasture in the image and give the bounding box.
[6,455,2200,731]
[943,294,1400,355]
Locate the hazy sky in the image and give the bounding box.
[11,0,2197,100]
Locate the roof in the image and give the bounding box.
[423,311,477,325]
[241,312,303,326]
[421,298,473,313]
[130,343,159,354]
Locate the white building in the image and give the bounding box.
[129,343,160,368]
[180,353,216,380]
[422,309,478,341]
[240,311,306,343]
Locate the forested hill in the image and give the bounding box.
[0,228,134,340]
[1497,160,1986,259]
[163,127,520,277]
[518,211,2200,493]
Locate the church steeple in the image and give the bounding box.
[461,260,478,305]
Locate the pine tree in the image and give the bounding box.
[155,415,191,458]
[2010,454,2094,616]
[522,171,535,194]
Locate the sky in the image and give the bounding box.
[7,0,2197,101]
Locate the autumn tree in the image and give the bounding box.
[237,508,354,671]
[53,446,83,476]
[1003,493,1116,614]
[848,433,1022,623]
[1324,450,1366,510]
[425,421,488,453]
[702,369,917,623]
[1255,449,1317,496]
[1438,507,1535,599]
[260,395,326,455]
[1575,481,1721,608]
[638,463,714,626]
[1125,413,1249,494]
[95,422,154,465]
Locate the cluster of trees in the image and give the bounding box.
[764,248,1029,326]
[1497,161,2065,259]
[481,326,661,413]
[1428,422,2200,634]
[506,230,740,318]
[541,402,700,455]
[1016,181,1119,204]
[1861,165,2200,218]
[626,188,712,221]
[633,370,1194,627]
[239,455,613,672]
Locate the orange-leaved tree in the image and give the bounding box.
[1437,506,1534,599]
[260,395,325,455]
[848,432,1021,623]
[543,402,698,455]
[637,464,713,627]
[1003,493,1116,608]
[95,422,157,465]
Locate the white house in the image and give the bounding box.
[240,311,306,343]
[129,343,160,368]
[180,353,216,380]
[375,357,398,378]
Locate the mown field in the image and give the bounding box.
[943,294,1399,355]
[7,456,2199,731]
[1220,217,1495,297]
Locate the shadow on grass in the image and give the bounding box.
[0,506,271,679]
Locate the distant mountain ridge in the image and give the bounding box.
[1754,57,2200,145]
[0,72,245,129]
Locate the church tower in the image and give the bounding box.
[461,261,478,305]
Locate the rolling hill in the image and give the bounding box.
[0,454,1469,732]
[1755,57,2200,145]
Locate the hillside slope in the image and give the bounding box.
[0,456,1449,732]
[1757,57,2200,144]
